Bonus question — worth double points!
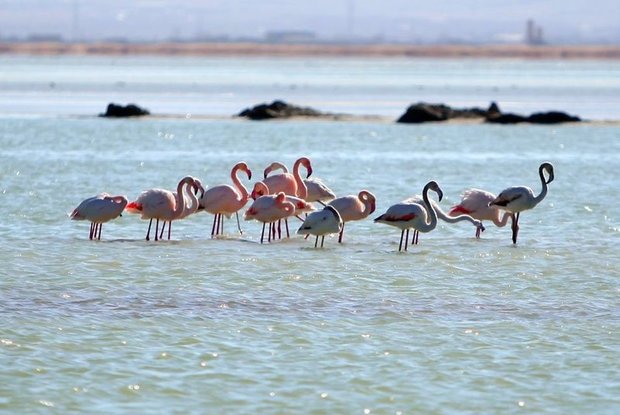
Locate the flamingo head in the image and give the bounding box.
[251,182,269,200]
[234,162,252,180]
[426,181,443,202]
[295,157,313,178]
[360,190,377,214]
[192,178,206,198]
[263,161,288,178]
[540,162,555,184]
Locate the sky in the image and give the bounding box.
[0,0,619,44]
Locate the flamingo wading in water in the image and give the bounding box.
[327,190,376,243]
[70,193,128,240]
[448,188,511,237]
[489,162,555,244]
[297,205,343,248]
[199,162,252,237]
[374,181,443,251]
[244,192,296,243]
[126,176,198,241]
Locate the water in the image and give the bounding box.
[1,56,620,414]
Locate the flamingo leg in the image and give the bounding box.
[260,222,266,244]
[235,212,243,235]
[146,218,153,241]
[414,230,419,245]
[155,219,160,241]
[404,229,410,251]
[320,235,325,248]
[398,229,405,252]
[159,221,166,240]
[210,214,218,237]
[167,221,172,240]
[314,235,319,248]
[276,219,282,239]
[285,218,290,238]
[268,222,273,242]
[97,223,102,240]
[338,222,345,243]
[219,214,224,235]
[89,222,95,240]
[512,213,520,244]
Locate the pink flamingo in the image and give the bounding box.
[251,181,316,239]
[448,188,510,237]
[327,190,376,243]
[244,192,296,243]
[159,177,205,239]
[264,160,335,204]
[126,176,198,241]
[199,162,252,237]
[262,157,312,199]
[70,193,128,240]
[489,162,555,244]
[374,181,443,251]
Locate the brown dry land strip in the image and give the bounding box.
[2,42,620,59]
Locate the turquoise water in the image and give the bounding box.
[1,56,620,414]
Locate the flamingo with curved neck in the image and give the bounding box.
[126,176,196,241]
[199,162,252,237]
[374,181,443,251]
[159,177,205,240]
[327,190,376,243]
[262,157,312,200]
[489,162,555,244]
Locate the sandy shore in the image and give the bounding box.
[2,41,620,59]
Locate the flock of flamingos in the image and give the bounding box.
[70,157,555,251]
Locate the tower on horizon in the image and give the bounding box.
[526,19,544,45]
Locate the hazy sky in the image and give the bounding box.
[1,0,618,43]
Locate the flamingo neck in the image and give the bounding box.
[432,199,476,225]
[184,184,200,216]
[360,192,375,216]
[293,160,308,200]
[533,166,549,207]
[173,179,190,219]
[419,184,438,233]
[265,162,288,178]
[231,166,249,202]
[492,211,512,228]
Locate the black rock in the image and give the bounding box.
[527,111,581,124]
[238,100,324,120]
[100,103,150,117]
[396,103,449,123]
[485,113,529,124]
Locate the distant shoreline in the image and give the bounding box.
[2,41,620,59]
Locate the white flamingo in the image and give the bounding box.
[70,193,128,240]
[297,205,343,248]
[374,181,443,251]
[489,162,555,244]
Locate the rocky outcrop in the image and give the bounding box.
[397,101,581,124]
[238,100,324,120]
[100,103,150,117]
[397,102,493,123]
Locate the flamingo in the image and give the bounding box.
[327,190,376,243]
[251,181,316,239]
[305,177,336,205]
[159,177,205,239]
[374,181,443,252]
[70,193,128,240]
[262,157,312,200]
[126,176,198,241]
[264,160,335,204]
[297,205,344,248]
[244,192,296,243]
[448,188,510,237]
[403,194,485,239]
[199,162,252,237]
[489,162,555,244]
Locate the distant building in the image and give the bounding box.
[526,19,544,45]
[264,31,316,44]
